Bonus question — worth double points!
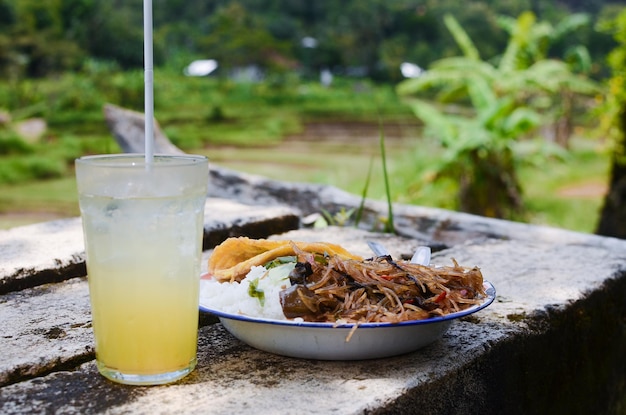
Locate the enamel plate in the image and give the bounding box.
[199,281,496,360]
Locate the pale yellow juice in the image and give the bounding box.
[81,193,205,381]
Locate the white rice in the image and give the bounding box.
[199,262,295,320]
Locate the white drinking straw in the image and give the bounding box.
[143,0,154,164]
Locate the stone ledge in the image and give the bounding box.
[209,165,626,252]
[0,218,86,295]
[1,227,624,414]
[0,278,93,387]
[0,228,421,388]
[379,274,626,415]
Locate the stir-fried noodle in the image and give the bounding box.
[279,244,486,324]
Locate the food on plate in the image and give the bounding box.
[207,236,362,282]
[203,237,485,324]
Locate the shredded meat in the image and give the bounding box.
[279,245,485,323]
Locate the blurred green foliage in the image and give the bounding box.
[0,0,619,81]
[397,12,601,219]
[0,1,620,233]
[0,69,411,187]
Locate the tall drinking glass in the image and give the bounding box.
[76,154,209,385]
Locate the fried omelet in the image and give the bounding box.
[207,237,362,282]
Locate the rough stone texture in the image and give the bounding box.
[207,164,626,252]
[1,226,625,414]
[200,198,300,249]
[0,278,93,387]
[0,318,514,415]
[0,218,86,294]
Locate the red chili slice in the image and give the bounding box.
[434,291,447,303]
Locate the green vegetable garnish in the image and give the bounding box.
[248,278,265,306]
[264,256,297,269]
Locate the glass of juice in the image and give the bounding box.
[75,154,209,385]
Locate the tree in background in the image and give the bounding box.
[0,0,148,77]
[397,12,600,219]
[197,2,293,75]
[1,0,85,77]
[596,8,626,239]
[0,0,18,78]
[496,11,594,148]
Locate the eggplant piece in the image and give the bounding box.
[279,284,338,320]
[288,262,313,285]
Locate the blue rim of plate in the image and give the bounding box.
[199,281,495,329]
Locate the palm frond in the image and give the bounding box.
[525,60,601,94]
[443,14,480,61]
[405,98,460,147]
[431,57,496,77]
[565,45,593,74]
[501,107,542,136]
[478,96,515,133]
[552,13,590,40]
[496,15,517,35]
[467,76,496,112]
[499,11,536,72]
[398,57,497,100]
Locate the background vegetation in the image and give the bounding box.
[0,0,624,233]
[0,0,620,81]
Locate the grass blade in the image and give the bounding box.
[354,156,374,227]
[379,118,395,233]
